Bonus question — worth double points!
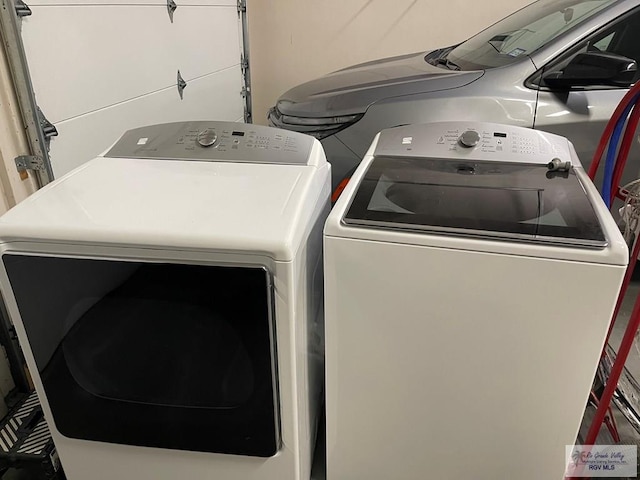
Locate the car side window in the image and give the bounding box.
[534,7,640,88]
[590,31,615,52]
[588,9,640,61]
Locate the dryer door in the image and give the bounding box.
[2,254,279,457]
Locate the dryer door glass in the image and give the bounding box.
[2,255,279,457]
[344,156,607,248]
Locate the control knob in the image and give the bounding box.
[197,129,217,147]
[458,130,480,148]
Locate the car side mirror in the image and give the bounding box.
[543,51,637,88]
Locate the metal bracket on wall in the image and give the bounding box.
[14,0,30,17]
[0,0,54,186]
[36,106,58,145]
[14,155,44,172]
[167,0,177,23]
[238,2,252,122]
[177,70,187,99]
[240,86,251,123]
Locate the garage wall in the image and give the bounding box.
[0,39,38,214]
[247,0,533,125]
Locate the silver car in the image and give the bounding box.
[269,0,640,189]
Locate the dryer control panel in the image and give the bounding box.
[373,121,578,166]
[105,121,316,165]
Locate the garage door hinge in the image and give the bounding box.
[37,106,58,141]
[14,155,44,173]
[237,0,246,14]
[14,0,32,18]
[177,70,187,100]
[166,0,177,23]
[241,86,250,98]
[241,54,249,73]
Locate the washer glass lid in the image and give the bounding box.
[343,156,607,248]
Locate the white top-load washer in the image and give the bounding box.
[0,121,330,480]
[324,122,628,480]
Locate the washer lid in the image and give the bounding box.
[343,155,606,248]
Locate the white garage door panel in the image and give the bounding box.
[27,1,236,6]
[48,66,243,177]
[22,5,240,124]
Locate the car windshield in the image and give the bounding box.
[445,0,619,70]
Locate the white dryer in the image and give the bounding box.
[0,122,330,480]
[324,122,628,480]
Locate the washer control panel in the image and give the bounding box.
[106,121,315,165]
[374,121,577,166]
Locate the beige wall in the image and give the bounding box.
[0,41,38,213]
[247,0,533,125]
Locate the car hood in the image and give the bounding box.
[275,51,484,118]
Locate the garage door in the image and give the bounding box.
[18,0,247,177]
